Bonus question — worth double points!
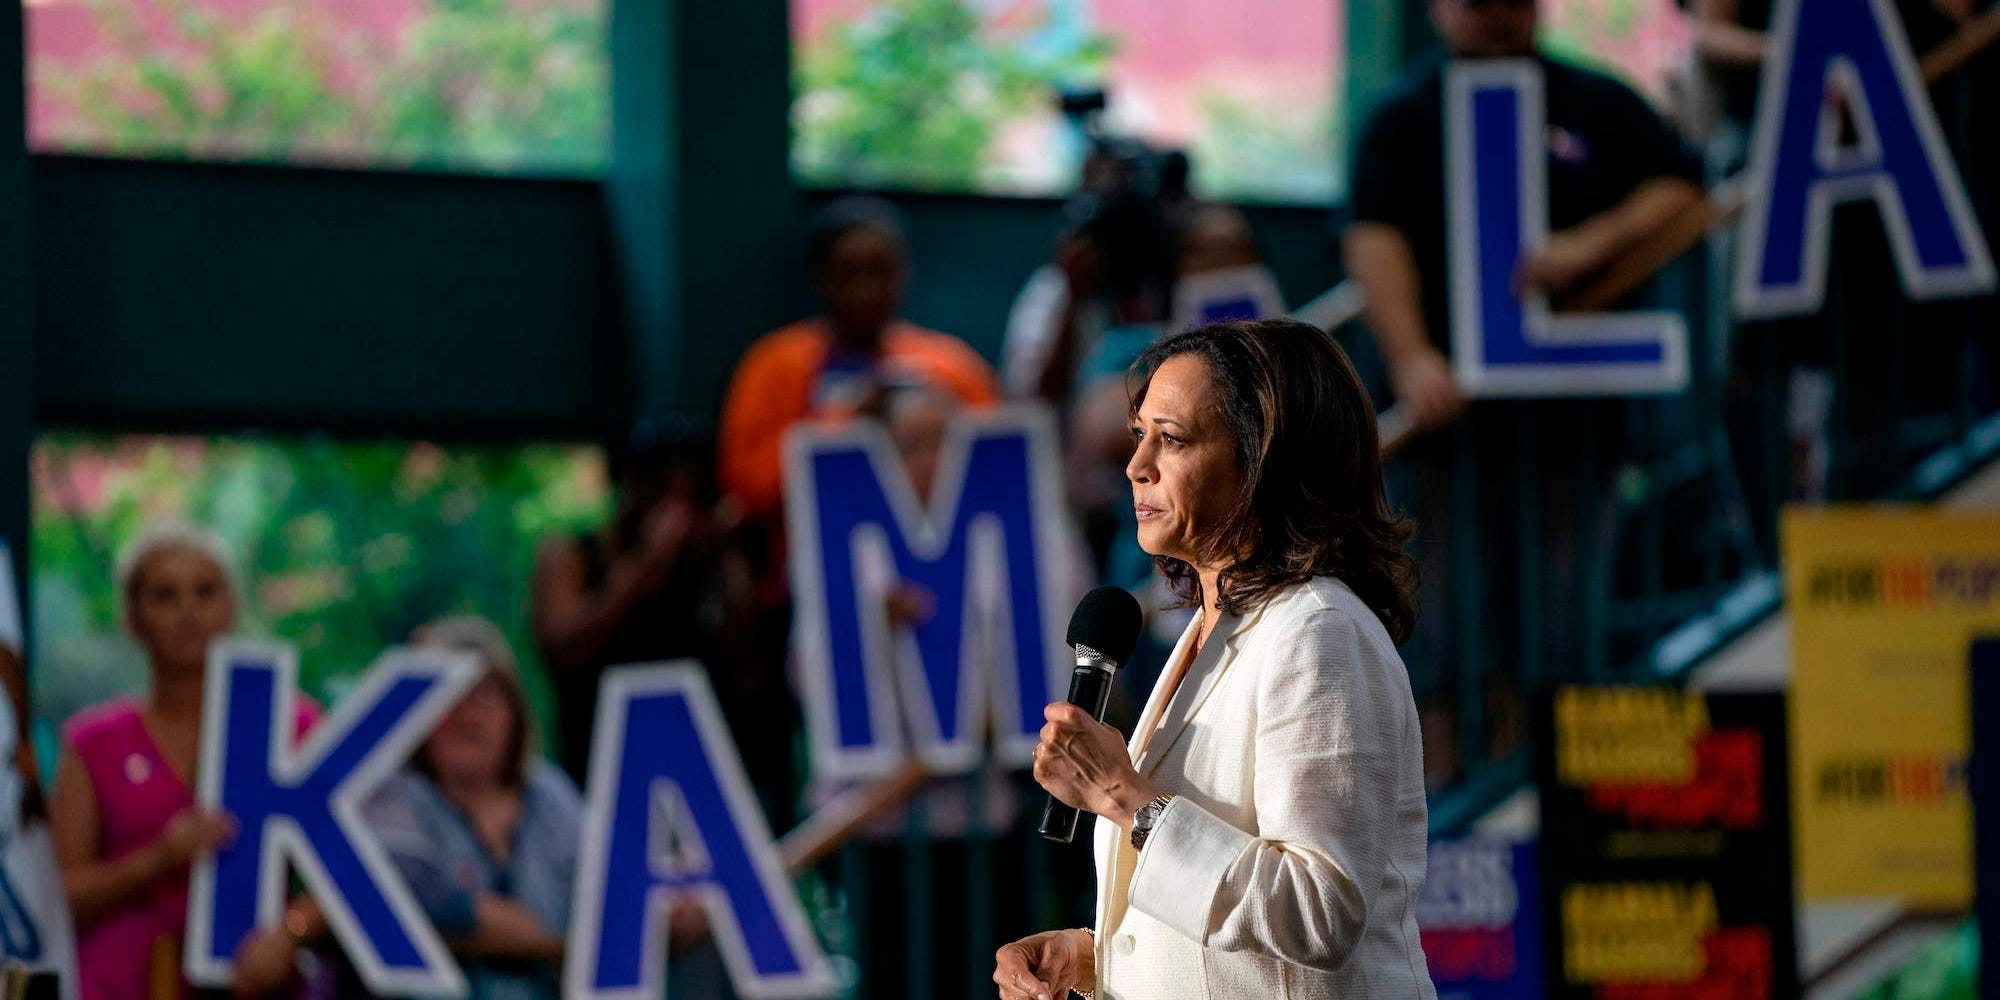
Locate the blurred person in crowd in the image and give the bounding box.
[327,616,579,1000]
[1174,205,1259,277]
[717,197,1001,525]
[1341,0,1704,767]
[1346,0,1704,440]
[1002,136,1189,409]
[531,419,794,825]
[49,523,318,1000]
[1002,191,1178,406]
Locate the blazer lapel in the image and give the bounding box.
[1127,611,1203,762]
[1135,603,1266,777]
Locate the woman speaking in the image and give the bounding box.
[996,319,1436,1000]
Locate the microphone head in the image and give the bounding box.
[1067,586,1145,667]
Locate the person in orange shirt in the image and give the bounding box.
[718,197,1000,522]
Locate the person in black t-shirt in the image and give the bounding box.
[1340,0,1705,781]
[1344,0,1704,432]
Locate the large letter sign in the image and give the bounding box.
[1446,61,1689,397]
[186,641,478,998]
[566,665,834,1000]
[784,408,1070,781]
[1735,0,1995,318]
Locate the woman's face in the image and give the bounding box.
[421,674,516,786]
[128,548,236,677]
[1126,354,1246,571]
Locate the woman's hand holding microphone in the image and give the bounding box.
[1030,702,1160,830]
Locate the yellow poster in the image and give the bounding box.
[1784,507,2000,909]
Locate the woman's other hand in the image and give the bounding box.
[993,928,1093,1000]
[1033,702,1159,828]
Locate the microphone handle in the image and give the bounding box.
[1038,661,1117,843]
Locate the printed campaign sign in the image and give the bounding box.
[185,640,480,998]
[1735,0,1995,319]
[1783,508,2000,909]
[565,664,835,1000]
[784,407,1071,781]
[1418,839,1545,1000]
[1445,60,1689,398]
[1535,686,1796,1000]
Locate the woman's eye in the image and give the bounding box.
[1129,426,1146,442]
[1162,433,1185,448]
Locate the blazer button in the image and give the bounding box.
[1114,934,1135,956]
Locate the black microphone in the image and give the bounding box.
[1039,585,1145,843]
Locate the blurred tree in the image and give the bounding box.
[1191,87,1342,205]
[32,0,609,174]
[29,434,610,757]
[792,0,1109,192]
[1538,0,1690,104]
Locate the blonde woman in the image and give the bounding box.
[49,523,316,1000]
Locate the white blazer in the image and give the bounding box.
[1091,576,1436,1000]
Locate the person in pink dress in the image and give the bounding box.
[49,523,315,1000]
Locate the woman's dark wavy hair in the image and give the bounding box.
[1128,318,1419,644]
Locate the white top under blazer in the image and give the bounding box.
[1091,576,1437,1000]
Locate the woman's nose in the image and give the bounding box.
[1126,441,1155,484]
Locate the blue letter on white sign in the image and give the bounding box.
[566,666,834,1000]
[186,642,478,998]
[1735,0,1995,317]
[785,408,1070,780]
[1447,61,1688,397]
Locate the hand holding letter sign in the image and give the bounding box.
[190,645,836,1000]
[186,641,480,998]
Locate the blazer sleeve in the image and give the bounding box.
[1126,607,1408,971]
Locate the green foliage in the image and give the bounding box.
[29,434,611,752]
[1538,0,1649,86]
[792,0,1110,193]
[33,0,609,175]
[1190,86,1343,205]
